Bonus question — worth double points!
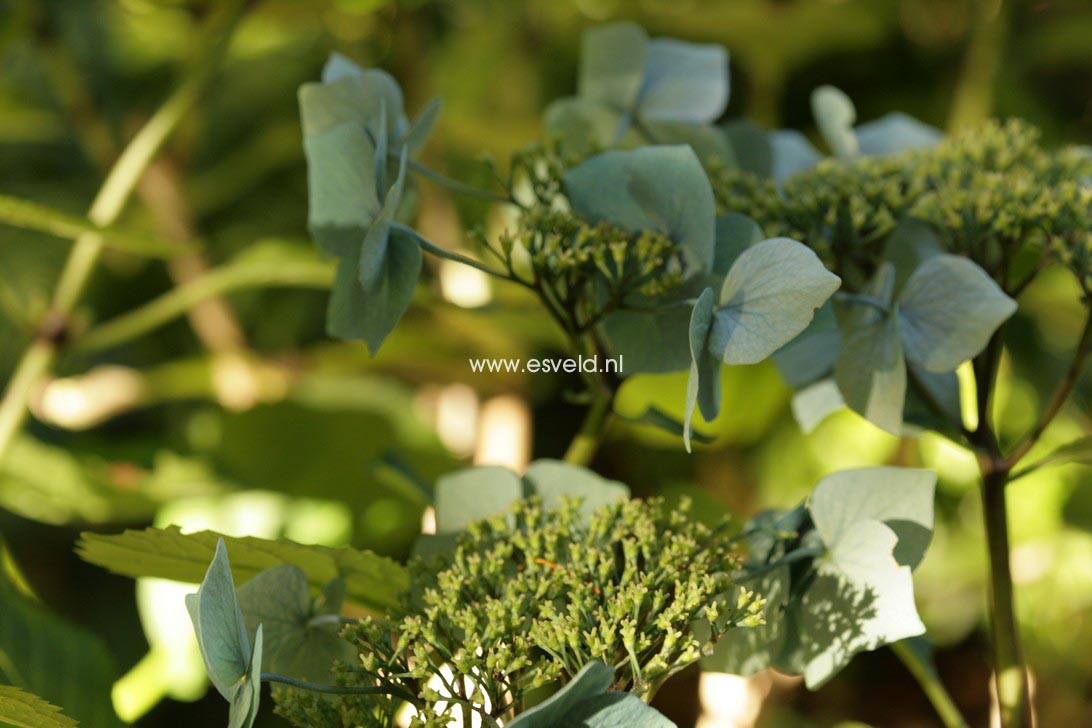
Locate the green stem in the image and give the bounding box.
[76,259,334,353]
[980,466,1032,727]
[737,545,825,583]
[563,388,612,467]
[406,159,517,207]
[392,222,526,284]
[890,640,970,728]
[260,673,420,706]
[0,0,247,468]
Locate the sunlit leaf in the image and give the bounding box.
[791,378,844,434]
[78,527,408,612]
[0,686,78,728]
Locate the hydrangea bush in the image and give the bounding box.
[68,20,1092,728]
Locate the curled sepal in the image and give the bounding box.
[185,539,265,728]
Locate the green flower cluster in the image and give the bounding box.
[477,144,686,333]
[910,121,1092,293]
[710,119,1092,295]
[277,497,762,727]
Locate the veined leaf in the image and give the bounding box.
[0,686,78,728]
[77,527,408,612]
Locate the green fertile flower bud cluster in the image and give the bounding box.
[710,119,1092,295]
[277,497,762,727]
[507,206,682,302]
[910,121,1092,292]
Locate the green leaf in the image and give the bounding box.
[0,686,78,728]
[508,661,612,727]
[579,22,647,113]
[399,97,443,153]
[684,288,719,452]
[433,460,630,533]
[834,265,906,434]
[77,527,408,612]
[710,238,841,365]
[811,85,858,159]
[185,539,252,699]
[566,693,675,727]
[508,661,673,728]
[773,301,841,388]
[0,193,191,258]
[855,112,941,156]
[897,255,1017,373]
[0,562,122,727]
[564,146,716,272]
[809,467,936,569]
[237,566,355,683]
[639,38,728,124]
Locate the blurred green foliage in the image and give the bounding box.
[1,0,1090,726]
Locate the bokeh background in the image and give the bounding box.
[1,0,1090,726]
